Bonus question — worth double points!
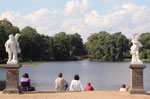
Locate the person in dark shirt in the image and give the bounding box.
[21,73,35,91]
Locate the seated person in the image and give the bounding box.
[85,82,94,91]
[55,73,68,91]
[20,73,35,91]
[69,74,84,91]
[119,84,129,92]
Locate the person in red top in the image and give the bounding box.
[85,82,94,91]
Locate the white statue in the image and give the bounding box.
[130,33,143,64]
[5,33,21,64]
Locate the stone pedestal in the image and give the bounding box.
[129,64,146,94]
[3,64,22,93]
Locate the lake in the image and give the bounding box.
[0,60,150,91]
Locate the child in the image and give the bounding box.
[85,82,94,91]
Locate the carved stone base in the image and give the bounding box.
[129,64,146,94]
[3,88,20,94]
[131,61,143,65]
[3,64,22,94]
[129,89,146,94]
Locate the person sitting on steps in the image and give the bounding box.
[20,73,35,91]
[55,73,68,91]
[119,84,129,92]
[85,82,94,91]
[69,74,83,91]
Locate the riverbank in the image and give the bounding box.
[0,61,45,67]
[0,91,150,99]
[124,59,150,62]
[86,58,150,62]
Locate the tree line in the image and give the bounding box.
[0,19,150,63]
[0,19,86,63]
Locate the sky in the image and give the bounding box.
[0,0,150,42]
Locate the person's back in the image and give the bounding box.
[20,73,34,91]
[119,84,127,92]
[70,75,83,91]
[70,80,83,91]
[55,73,68,91]
[85,82,94,91]
[55,77,66,91]
[119,87,127,91]
[21,77,31,83]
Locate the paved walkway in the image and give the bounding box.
[0,91,150,99]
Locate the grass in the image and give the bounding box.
[0,64,4,67]
[141,59,150,62]
[0,61,45,67]
[123,59,131,62]
[124,59,150,62]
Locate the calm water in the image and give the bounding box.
[0,60,150,91]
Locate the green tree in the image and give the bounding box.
[124,39,132,59]
[34,35,54,60]
[86,31,110,60]
[20,26,38,60]
[68,33,85,56]
[53,32,70,60]
[86,31,129,61]
[140,33,150,59]
[0,19,19,39]
[20,26,55,61]
[111,32,129,61]
[0,25,6,62]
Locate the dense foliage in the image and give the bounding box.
[140,33,150,59]
[53,32,86,60]
[0,19,150,63]
[86,31,129,61]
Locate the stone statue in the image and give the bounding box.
[5,33,21,64]
[130,33,143,64]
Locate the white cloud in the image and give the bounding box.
[0,8,61,36]
[64,0,90,16]
[0,1,150,42]
[83,3,150,38]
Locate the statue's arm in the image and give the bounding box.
[139,42,143,47]
[15,33,20,41]
[5,41,10,52]
[5,42,7,48]
[5,41,9,48]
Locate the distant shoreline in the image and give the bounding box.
[0,61,45,67]
[0,59,150,67]
[85,58,150,62]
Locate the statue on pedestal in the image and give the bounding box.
[5,33,21,64]
[130,33,143,64]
